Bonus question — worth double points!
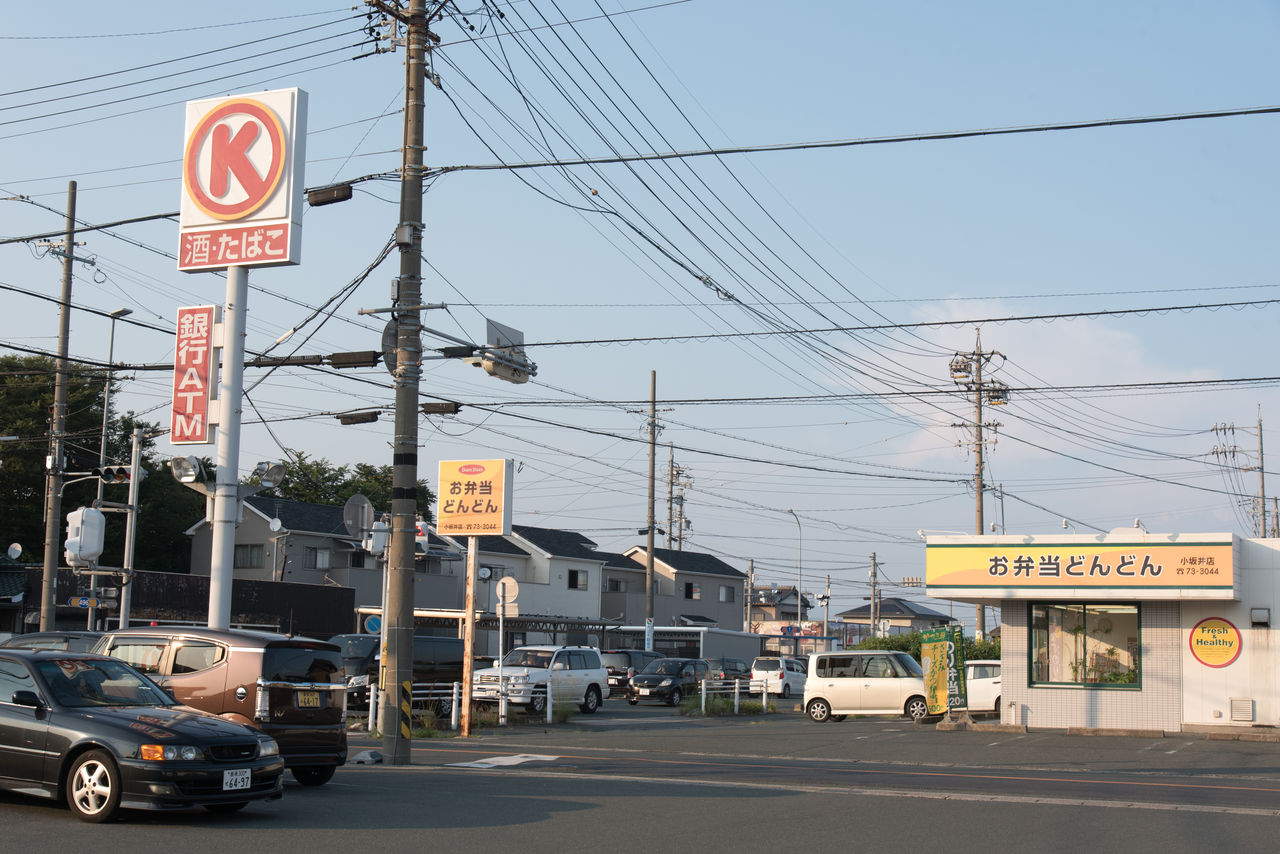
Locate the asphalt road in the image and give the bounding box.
[5,702,1280,853]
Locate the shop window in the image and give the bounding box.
[1029,603,1140,687]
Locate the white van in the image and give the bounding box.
[803,650,929,722]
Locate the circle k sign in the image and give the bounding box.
[179,88,306,229]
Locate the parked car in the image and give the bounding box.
[626,657,710,706]
[964,659,1001,713]
[601,649,664,692]
[332,633,469,716]
[93,627,346,786]
[751,656,807,698]
[704,657,750,682]
[802,650,929,723]
[0,648,284,822]
[0,630,103,651]
[471,645,609,714]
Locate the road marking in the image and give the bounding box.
[447,754,560,769]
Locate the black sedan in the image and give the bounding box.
[626,657,710,706]
[0,649,284,822]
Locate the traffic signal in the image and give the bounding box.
[93,465,131,483]
[65,506,106,566]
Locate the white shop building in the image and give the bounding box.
[924,530,1278,732]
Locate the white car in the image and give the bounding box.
[964,659,1001,713]
[750,656,807,698]
[471,645,609,714]
[803,650,929,722]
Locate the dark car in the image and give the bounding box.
[331,633,470,717]
[626,657,710,706]
[0,649,284,822]
[704,657,750,682]
[601,649,664,692]
[0,631,104,652]
[94,627,345,786]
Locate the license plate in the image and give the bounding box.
[297,691,321,708]
[223,769,251,791]
[638,688,651,695]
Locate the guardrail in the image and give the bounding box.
[699,678,769,714]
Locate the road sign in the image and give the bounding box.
[364,614,381,634]
[495,576,519,604]
[67,597,117,610]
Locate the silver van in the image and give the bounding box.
[802,650,929,722]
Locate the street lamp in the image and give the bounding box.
[96,308,132,504]
[786,509,803,649]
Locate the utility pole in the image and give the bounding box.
[380,0,432,765]
[950,329,1008,640]
[869,552,878,640]
[1256,407,1266,538]
[744,559,754,631]
[39,181,77,631]
[645,371,656,650]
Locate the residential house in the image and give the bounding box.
[832,596,953,644]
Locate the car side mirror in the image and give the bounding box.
[12,690,42,708]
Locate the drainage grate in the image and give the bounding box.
[1230,697,1255,722]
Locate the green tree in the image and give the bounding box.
[853,629,1000,662]
[251,449,435,522]
[0,355,110,562]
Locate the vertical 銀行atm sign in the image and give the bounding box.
[178,88,307,271]
[436,459,514,537]
[171,305,216,444]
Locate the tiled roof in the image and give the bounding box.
[834,597,951,621]
[512,525,602,559]
[632,547,747,579]
[244,496,349,537]
[0,570,24,599]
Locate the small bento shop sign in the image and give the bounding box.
[924,533,1237,600]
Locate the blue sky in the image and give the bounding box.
[2,2,1278,631]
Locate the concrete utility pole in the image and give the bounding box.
[39,181,77,631]
[869,552,878,640]
[950,329,1008,640]
[381,0,431,765]
[645,371,656,650]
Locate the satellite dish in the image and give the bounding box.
[343,494,375,538]
[7,543,20,560]
[269,518,283,533]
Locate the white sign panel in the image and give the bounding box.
[178,88,307,271]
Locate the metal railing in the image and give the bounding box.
[699,678,769,714]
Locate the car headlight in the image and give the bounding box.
[659,678,672,687]
[509,674,529,684]
[140,744,205,761]
[258,737,280,758]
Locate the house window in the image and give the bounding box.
[349,551,366,569]
[1029,603,1140,687]
[606,577,628,593]
[303,548,331,570]
[568,569,588,590]
[233,544,264,569]
[719,585,735,603]
[684,582,701,600]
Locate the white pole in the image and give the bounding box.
[207,266,248,629]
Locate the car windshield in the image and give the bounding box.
[643,659,686,675]
[335,635,378,659]
[502,649,553,668]
[752,659,781,671]
[601,653,635,669]
[37,658,171,708]
[894,653,924,677]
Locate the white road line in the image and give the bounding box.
[447,754,561,769]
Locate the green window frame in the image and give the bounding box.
[1028,602,1141,688]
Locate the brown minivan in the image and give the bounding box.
[94,627,347,786]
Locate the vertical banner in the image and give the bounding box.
[947,625,968,712]
[921,627,950,715]
[171,305,216,443]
